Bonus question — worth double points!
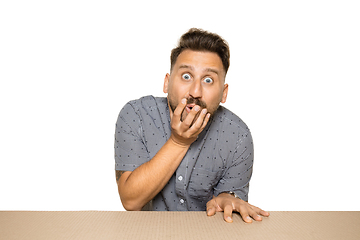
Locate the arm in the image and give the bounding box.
[206,127,269,222]
[116,99,211,210]
[116,137,190,210]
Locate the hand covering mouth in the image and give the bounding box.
[181,97,207,122]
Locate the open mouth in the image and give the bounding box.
[186,104,195,113]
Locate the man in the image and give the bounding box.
[114,28,269,223]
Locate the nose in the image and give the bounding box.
[189,79,202,99]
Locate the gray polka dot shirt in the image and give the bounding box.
[115,95,254,211]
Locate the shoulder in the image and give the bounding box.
[211,106,254,160]
[120,95,167,114]
[117,95,169,131]
[213,106,251,134]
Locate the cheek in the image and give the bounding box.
[203,90,223,113]
[169,82,189,99]
[167,91,178,110]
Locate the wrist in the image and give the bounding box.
[169,134,193,148]
[219,191,242,200]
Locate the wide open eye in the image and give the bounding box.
[182,73,191,80]
[203,77,213,84]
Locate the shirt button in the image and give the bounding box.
[178,176,183,181]
[179,199,185,204]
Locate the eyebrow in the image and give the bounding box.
[204,67,220,76]
[178,64,194,71]
[178,65,220,76]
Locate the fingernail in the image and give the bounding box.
[194,106,200,111]
[246,216,252,222]
[201,109,207,114]
[181,98,186,104]
[226,216,233,222]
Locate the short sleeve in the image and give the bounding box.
[114,102,150,172]
[213,129,254,201]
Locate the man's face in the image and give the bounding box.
[163,50,228,122]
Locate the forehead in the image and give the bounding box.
[173,50,224,74]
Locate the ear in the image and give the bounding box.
[163,73,170,94]
[221,83,228,103]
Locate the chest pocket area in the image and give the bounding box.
[188,168,221,201]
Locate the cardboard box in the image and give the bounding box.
[1,211,359,239]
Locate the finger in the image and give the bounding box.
[238,204,252,223]
[249,204,270,217]
[189,108,209,133]
[223,204,234,223]
[206,199,217,216]
[172,98,187,124]
[260,210,270,217]
[182,105,202,128]
[200,112,211,130]
[247,207,263,222]
[206,206,216,217]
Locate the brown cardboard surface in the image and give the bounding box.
[0,211,359,240]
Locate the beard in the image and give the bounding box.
[168,96,208,123]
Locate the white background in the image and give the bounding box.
[1,0,359,211]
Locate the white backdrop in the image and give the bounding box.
[1,0,359,211]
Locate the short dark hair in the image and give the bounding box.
[170,28,230,74]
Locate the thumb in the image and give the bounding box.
[207,206,216,216]
[206,199,217,216]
